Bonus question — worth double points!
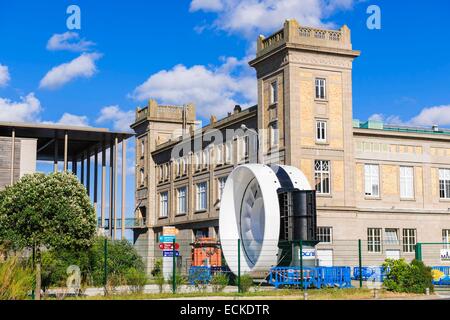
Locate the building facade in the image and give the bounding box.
[131,19,450,273]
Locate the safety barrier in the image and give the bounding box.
[188,266,232,285]
[352,266,388,282]
[432,266,450,285]
[188,266,211,285]
[268,267,352,289]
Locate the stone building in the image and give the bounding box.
[131,19,450,273]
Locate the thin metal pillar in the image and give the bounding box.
[101,141,106,231]
[114,136,118,240]
[121,139,126,240]
[86,151,91,196]
[10,128,15,185]
[109,139,114,239]
[53,134,58,173]
[63,131,68,172]
[72,156,77,176]
[80,153,85,185]
[94,146,99,218]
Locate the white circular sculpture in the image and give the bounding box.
[219,164,312,275]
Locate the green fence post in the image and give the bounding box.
[237,239,241,293]
[103,238,108,295]
[415,243,422,261]
[299,240,304,290]
[172,239,176,294]
[358,239,363,288]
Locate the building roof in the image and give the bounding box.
[0,121,134,161]
[353,119,450,140]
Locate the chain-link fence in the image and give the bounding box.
[16,237,450,298]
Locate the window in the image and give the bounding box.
[384,228,399,245]
[315,78,326,100]
[194,153,201,171]
[216,144,223,165]
[439,168,450,199]
[443,229,450,249]
[315,160,330,194]
[158,165,163,182]
[218,177,227,201]
[164,163,170,180]
[400,166,414,199]
[193,228,209,239]
[196,182,208,211]
[140,139,145,158]
[270,121,279,147]
[225,141,232,164]
[202,150,208,168]
[240,136,249,160]
[402,229,416,253]
[317,227,332,244]
[368,228,382,253]
[364,164,380,197]
[177,187,187,214]
[139,168,145,186]
[270,81,278,104]
[316,120,327,143]
[159,192,169,218]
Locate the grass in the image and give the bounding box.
[66,287,426,300]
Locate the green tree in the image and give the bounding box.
[0,172,96,299]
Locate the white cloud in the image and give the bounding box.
[0,93,42,122]
[189,0,356,38]
[96,105,134,132]
[39,52,102,90]
[131,56,256,119]
[368,105,450,128]
[0,64,10,87]
[46,32,96,52]
[190,0,224,11]
[43,113,90,127]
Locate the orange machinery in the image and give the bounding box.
[191,237,222,267]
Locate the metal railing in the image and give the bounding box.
[97,218,147,229]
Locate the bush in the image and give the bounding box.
[155,273,166,293]
[383,258,433,294]
[167,273,187,292]
[40,236,146,289]
[151,259,162,277]
[0,256,34,300]
[239,274,254,293]
[210,273,229,293]
[125,268,148,293]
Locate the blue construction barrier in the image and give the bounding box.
[432,266,450,285]
[268,267,352,289]
[188,266,211,285]
[352,266,388,282]
[188,266,232,285]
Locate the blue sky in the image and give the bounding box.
[1,0,450,236]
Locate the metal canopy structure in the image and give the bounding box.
[0,121,134,240]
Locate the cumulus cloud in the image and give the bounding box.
[96,105,134,132]
[130,56,256,119]
[189,0,356,38]
[368,105,450,128]
[42,113,90,127]
[0,64,10,87]
[0,93,42,122]
[39,52,102,90]
[46,32,96,52]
